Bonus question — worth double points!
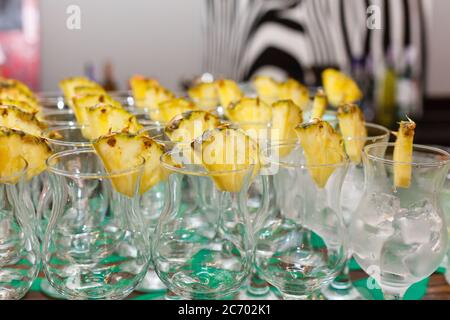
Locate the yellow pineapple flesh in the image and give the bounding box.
[193,126,260,193]
[271,100,303,156]
[393,119,416,189]
[188,82,219,110]
[322,69,363,107]
[252,76,280,105]
[0,98,39,114]
[310,89,328,120]
[337,104,367,164]
[0,106,47,137]
[85,104,143,140]
[0,88,40,112]
[278,79,310,111]
[215,79,244,109]
[295,119,345,188]
[0,127,52,182]
[154,98,197,123]
[93,132,168,196]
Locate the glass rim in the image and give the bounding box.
[43,125,92,147]
[39,109,76,126]
[160,149,257,176]
[341,123,391,142]
[46,148,145,179]
[0,157,28,183]
[364,142,450,167]
[264,142,349,169]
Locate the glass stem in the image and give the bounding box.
[330,261,352,290]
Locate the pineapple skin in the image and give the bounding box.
[337,104,367,164]
[393,120,416,189]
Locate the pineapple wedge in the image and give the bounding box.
[310,89,328,120]
[72,94,119,125]
[59,77,102,107]
[322,69,363,107]
[165,110,220,144]
[253,76,280,105]
[130,76,174,109]
[215,79,244,109]
[193,126,260,193]
[0,127,52,182]
[271,100,303,156]
[93,133,167,196]
[155,98,197,123]
[337,104,367,164]
[0,78,37,100]
[0,98,39,114]
[393,119,416,189]
[130,75,159,104]
[295,119,345,188]
[188,82,219,110]
[278,79,310,111]
[85,104,143,140]
[0,88,40,112]
[0,106,47,137]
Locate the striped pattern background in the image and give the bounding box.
[202,0,430,85]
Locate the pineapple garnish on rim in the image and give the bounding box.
[271,100,303,157]
[85,103,143,140]
[322,69,363,107]
[393,118,416,189]
[0,88,40,112]
[188,82,219,110]
[59,77,102,107]
[252,76,280,105]
[0,105,47,137]
[278,79,310,111]
[0,99,39,114]
[310,89,328,120]
[154,98,198,123]
[93,132,168,196]
[0,127,52,182]
[337,104,367,164]
[192,126,260,193]
[129,75,174,109]
[165,110,221,144]
[295,119,345,188]
[215,79,244,109]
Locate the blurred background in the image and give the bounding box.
[0,0,448,145]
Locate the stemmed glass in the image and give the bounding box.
[42,149,150,300]
[254,142,348,300]
[0,158,40,300]
[349,143,450,300]
[322,123,391,300]
[152,147,255,299]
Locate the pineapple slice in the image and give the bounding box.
[93,132,167,196]
[252,76,280,105]
[278,79,310,111]
[215,79,244,109]
[72,94,119,125]
[165,110,220,144]
[0,106,47,137]
[0,127,52,182]
[193,126,260,192]
[85,104,143,140]
[188,82,219,110]
[310,89,328,120]
[154,98,197,123]
[0,88,40,112]
[337,104,367,164]
[0,78,37,100]
[129,75,159,104]
[129,76,174,109]
[271,100,303,156]
[0,98,39,114]
[59,77,102,107]
[393,119,416,189]
[295,119,345,188]
[322,69,363,107]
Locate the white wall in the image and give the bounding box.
[40,0,204,92]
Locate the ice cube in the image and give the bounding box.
[380,233,419,277]
[361,193,400,226]
[404,241,446,279]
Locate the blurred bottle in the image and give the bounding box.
[102,61,118,92]
[84,62,96,82]
[375,48,398,129]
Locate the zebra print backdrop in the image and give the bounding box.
[202,0,429,87]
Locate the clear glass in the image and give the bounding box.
[39,110,77,127]
[350,143,450,300]
[255,143,348,300]
[152,148,255,299]
[43,149,150,300]
[0,159,40,299]
[322,123,391,300]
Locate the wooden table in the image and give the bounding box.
[22,272,450,300]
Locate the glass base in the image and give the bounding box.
[40,278,66,300]
[237,288,278,300]
[321,282,363,300]
[135,270,166,293]
[164,290,182,300]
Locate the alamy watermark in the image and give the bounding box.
[66,5,81,30]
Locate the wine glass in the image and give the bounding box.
[254,142,348,300]
[43,149,150,300]
[0,158,40,300]
[322,123,391,300]
[349,143,450,300]
[152,147,255,299]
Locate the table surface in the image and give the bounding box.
[22,271,450,300]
